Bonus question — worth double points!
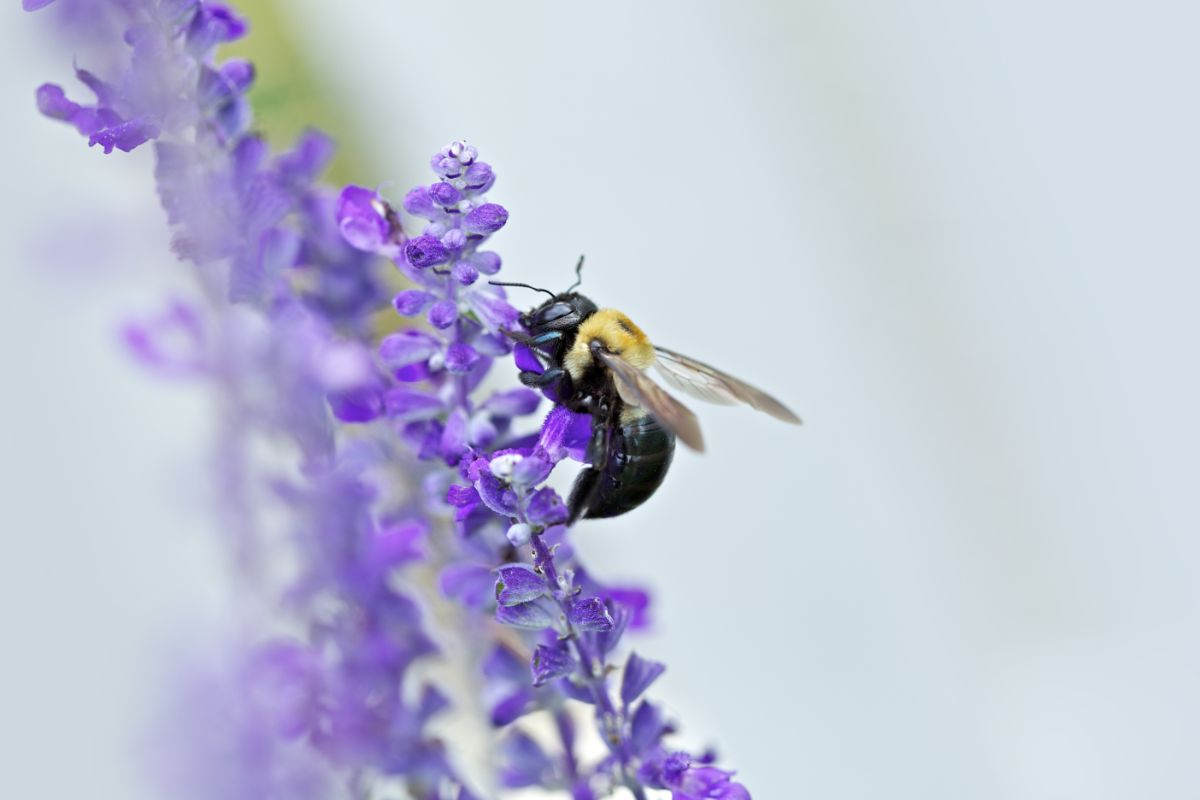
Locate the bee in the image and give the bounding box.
[493,258,801,523]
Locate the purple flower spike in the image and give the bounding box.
[463,203,509,234]
[531,643,576,687]
[620,652,666,705]
[495,564,546,606]
[404,234,450,268]
[569,597,615,632]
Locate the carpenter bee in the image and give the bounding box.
[494,258,801,523]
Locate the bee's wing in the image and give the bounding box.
[653,345,802,424]
[595,349,706,452]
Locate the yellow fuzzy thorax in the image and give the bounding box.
[564,308,655,381]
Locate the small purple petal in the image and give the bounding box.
[468,251,502,275]
[277,129,334,186]
[403,185,438,219]
[511,454,553,487]
[463,202,509,234]
[439,563,495,609]
[531,643,577,687]
[393,289,436,316]
[219,59,255,93]
[630,700,668,753]
[620,652,666,705]
[495,564,546,606]
[36,84,79,122]
[405,234,450,268]
[379,330,441,368]
[474,470,519,517]
[445,343,480,374]
[452,261,479,285]
[526,487,569,527]
[446,484,480,507]
[463,162,495,192]
[607,586,652,630]
[484,388,542,418]
[429,181,462,208]
[569,597,615,632]
[384,389,444,422]
[370,519,428,569]
[328,387,383,423]
[496,599,556,630]
[440,407,469,462]
[24,0,57,10]
[427,299,458,329]
[89,119,159,154]
[499,730,554,788]
[538,405,593,463]
[468,413,499,449]
[514,343,544,374]
[466,289,520,331]
[483,643,529,683]
[491,690,534,727]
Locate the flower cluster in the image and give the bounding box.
[32,1,752,798]
[336,145,750,799]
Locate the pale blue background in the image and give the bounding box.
[2,2,1199,798]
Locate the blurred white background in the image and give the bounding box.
[3,1,1199,798]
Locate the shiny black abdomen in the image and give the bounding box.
[568,413,676,520]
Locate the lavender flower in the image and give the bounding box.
[33,0,754,796]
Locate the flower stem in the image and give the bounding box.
[530,532,647,800]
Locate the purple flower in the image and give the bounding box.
[654,753,751,800]
[335,185,404,257]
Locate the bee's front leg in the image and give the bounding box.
[518,366,570,393]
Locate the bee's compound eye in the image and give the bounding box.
[537,302,573,323]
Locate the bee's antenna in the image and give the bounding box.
[566,255,585,293]
[488,280,557,300]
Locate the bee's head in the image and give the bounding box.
[492,255,595,333]
[521,292,597,333]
